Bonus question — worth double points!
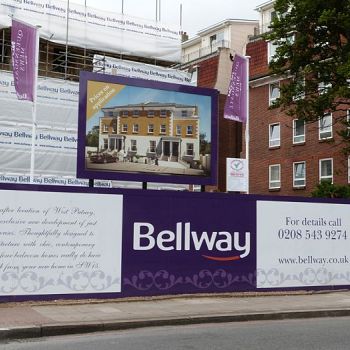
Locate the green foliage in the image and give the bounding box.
[311,181,350,198]
[265,0,350,150]
[200,133,211,154]
[86,125,99,147]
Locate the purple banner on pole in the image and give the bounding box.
[11,19,37,102]
[224,54,248,123]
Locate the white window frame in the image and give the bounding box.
[186,143,194,156]
[319,113,332,140]
[133,110,140,116]
[147,110,155,117]
[122,110,128,116]
[122,124,128,133]
[148,124,154,134]
[293,119,305,144]
[133,124,139,134]
[181,110,188,117]
[149,140,156,153]
[269,123,280,148]
[102,124,109,132]
[267,41,278,63]
[348,156,350,184]
[269,82,280,106]
[131,139,137,152]
[269,164,281,189]
[160,109,167,117]
[186,125,193,136]
[160,124,166,134]
[176,125,182,136]
[319,158,333,183]
[293,161,306,188]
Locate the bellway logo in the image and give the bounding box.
[133,222,251,261]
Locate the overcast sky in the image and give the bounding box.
[63,0,263,37]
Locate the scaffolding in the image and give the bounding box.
[0,28,172,82]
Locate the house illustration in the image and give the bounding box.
[99,102,200,165]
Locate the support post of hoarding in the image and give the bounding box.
[201,185,205,192]
[245,56,250,194]
[29,25,41,184]
[142,182,147,190]
[89,179,94,188]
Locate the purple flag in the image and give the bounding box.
[11,19,37,102]
[224,54,248,123]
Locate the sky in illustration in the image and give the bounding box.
[87,83,213,141]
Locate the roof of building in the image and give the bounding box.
[182,18,259,47]
[102,102,197,110]
[255,0,275,12]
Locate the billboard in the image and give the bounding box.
[77,72,218,185]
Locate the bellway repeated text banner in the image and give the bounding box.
[0,0,181,62]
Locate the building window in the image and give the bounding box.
[318,81,332,95]
[269,83,280,105]
[131,139,137,152]
[102,124,109,132]
[293,119,305,144]
[268,41,278,63]
[148,124,154,133]
[347,109,350,136]
[133,124,139,133]
[147,110,155,117]
[122,124,128,133]
[122,110,128,116]
[186,143,194,156]
[269,164,281,189]
[319,113,332,140]
[103,139,108,149]
[160,110,167,117]
[160,124,166,134]
[181,110,188,117]
[269,123,280,147]
[319,158,333,183]
[348,156,350,183]
[293,161,306,187]
[107,111,114,117]
[176,125,182,136]
[186,125,193,135]
[133,110,140,116]
[149,140,156,153]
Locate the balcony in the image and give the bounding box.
[181,40,230,64]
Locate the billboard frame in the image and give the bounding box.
[77,71,218,185]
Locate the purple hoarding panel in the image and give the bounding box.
[77,71,218,185]
[11,19,37,102]
[121,192,256,296]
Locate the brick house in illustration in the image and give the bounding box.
[245,0,350,196]
[99,102,200,166]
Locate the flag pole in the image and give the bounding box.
[245,56,250,194]
[29,25,40,184]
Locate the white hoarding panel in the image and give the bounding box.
[0,190,123,295]
[257,200,350,288]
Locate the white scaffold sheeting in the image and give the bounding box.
[0,0,181,62]
[0,70,82,183]
[93,55,194,86]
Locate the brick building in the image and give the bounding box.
[245,0,350,196]
[180,19,258,191]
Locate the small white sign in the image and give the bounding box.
[257,200,350,288]
[226,158,248,192]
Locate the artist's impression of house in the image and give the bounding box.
[99,102,200,165]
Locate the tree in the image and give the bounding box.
[200,133,211,154]
[311,181,350,198]
[86,125,99,147]
[265,0,350,152]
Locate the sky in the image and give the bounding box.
[62,0,263,38]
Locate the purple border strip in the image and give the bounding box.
[77,71,219,185]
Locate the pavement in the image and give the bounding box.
[1,290,350,341]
